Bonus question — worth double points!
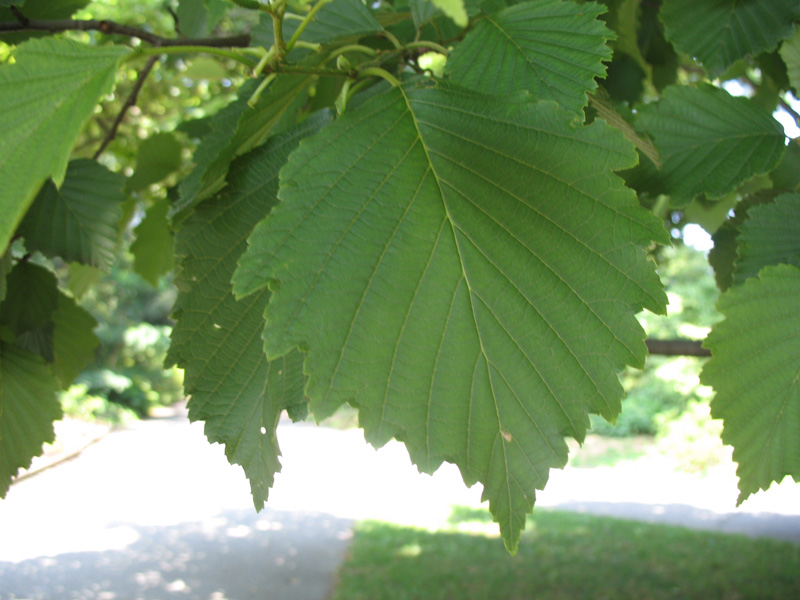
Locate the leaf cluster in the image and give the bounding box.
[0,0,799,551]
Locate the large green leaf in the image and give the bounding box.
[172,74,314,222]
[234,83,667,551]
[52,292,99,387]
[734,193,800,284]
[19,160,125,269]
[702,264,800,501]
[168,120,326,507]
[0,342,62,498]
[0,38,129,254]
[660,0,800,77]
[446,0,613,117]
[634,85,786,204]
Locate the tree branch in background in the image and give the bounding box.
[646,339,710,357]
[0,18,251,47]
[93,54,159,159]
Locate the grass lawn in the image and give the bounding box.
[331,508,800,600]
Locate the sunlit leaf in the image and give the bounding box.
[234,83,667,551]
[446,0,613,116]
[0,39,128,253]
[702,264,800,501]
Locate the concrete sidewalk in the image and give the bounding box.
[1,409,799,600]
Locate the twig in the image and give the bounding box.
[646,339,710,357]
[0,18,251,47]
[93,54,159,159]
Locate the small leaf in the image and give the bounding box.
[702,264,800,502]
[235,83,667,551]
[131,198,174,286]
[734,193,800,284]
[635,85,786,203]
[0,342,63,498]
[780,28,800,93]
[169,118,327,508]
[52,292,99,387]
[19,160,125,270]
[0,38,129,254]
[446,0,613,117]
[126,133,183,193]
[660,0,800,77]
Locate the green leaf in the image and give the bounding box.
[734,193,800,284]
[429,0,468,27]
[409,0,439,28]
[173,73,314,222]
[19,160,125,269]
[589,90,661,169]
[0,250,10,305]
[660,0,800,77]
[52,292,99,387]
[234,84,667,551]
[131,198,174,287]
[605,0,649,73]
[445,0,613,117]
[67,262,103,300]
[169,119,327,508]
[0,39,128,254]
[0,262,59,337]
[0,342,62,497]
[702,264,800,501]
[635,85,786,203]
[253,0,382,48]
[176,0,226,38]
[770,139,800,192]
[126,133,183,193]
[780,28,800,93]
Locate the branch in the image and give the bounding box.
[93,54,159,159]
[646,339,710,357]
[0,18,251,47]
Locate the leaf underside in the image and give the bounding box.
[634,85,786,203]
[446,0,613,117]
[168,120,326,508]
[234,83,667,551]
[702,264,800,502]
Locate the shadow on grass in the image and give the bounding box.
[332,508,800,600]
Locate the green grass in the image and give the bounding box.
[331,508,800,600]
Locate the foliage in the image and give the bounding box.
[333,512,800,600]
[0,0,799,551]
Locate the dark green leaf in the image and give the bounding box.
[19,160,125,269]
[52,292,99,387]
[409,0,439,28]
[635,85,786,203]
[770,139,800,192]
[702,264,800,501]
[0,0,90,42]
[169,118,328,508]
[446,0,613,116]
[660,0,800,77]
[0,39,128,254]
[0,250,10,304]
[734,193,800,284]
[781,28,800,92]
[0,342,62,498]
[131,198,174,287]
[234,83,667,551]
[126,133,183,193]
[0,262,59,336]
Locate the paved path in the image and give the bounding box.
[1,408,799,600]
